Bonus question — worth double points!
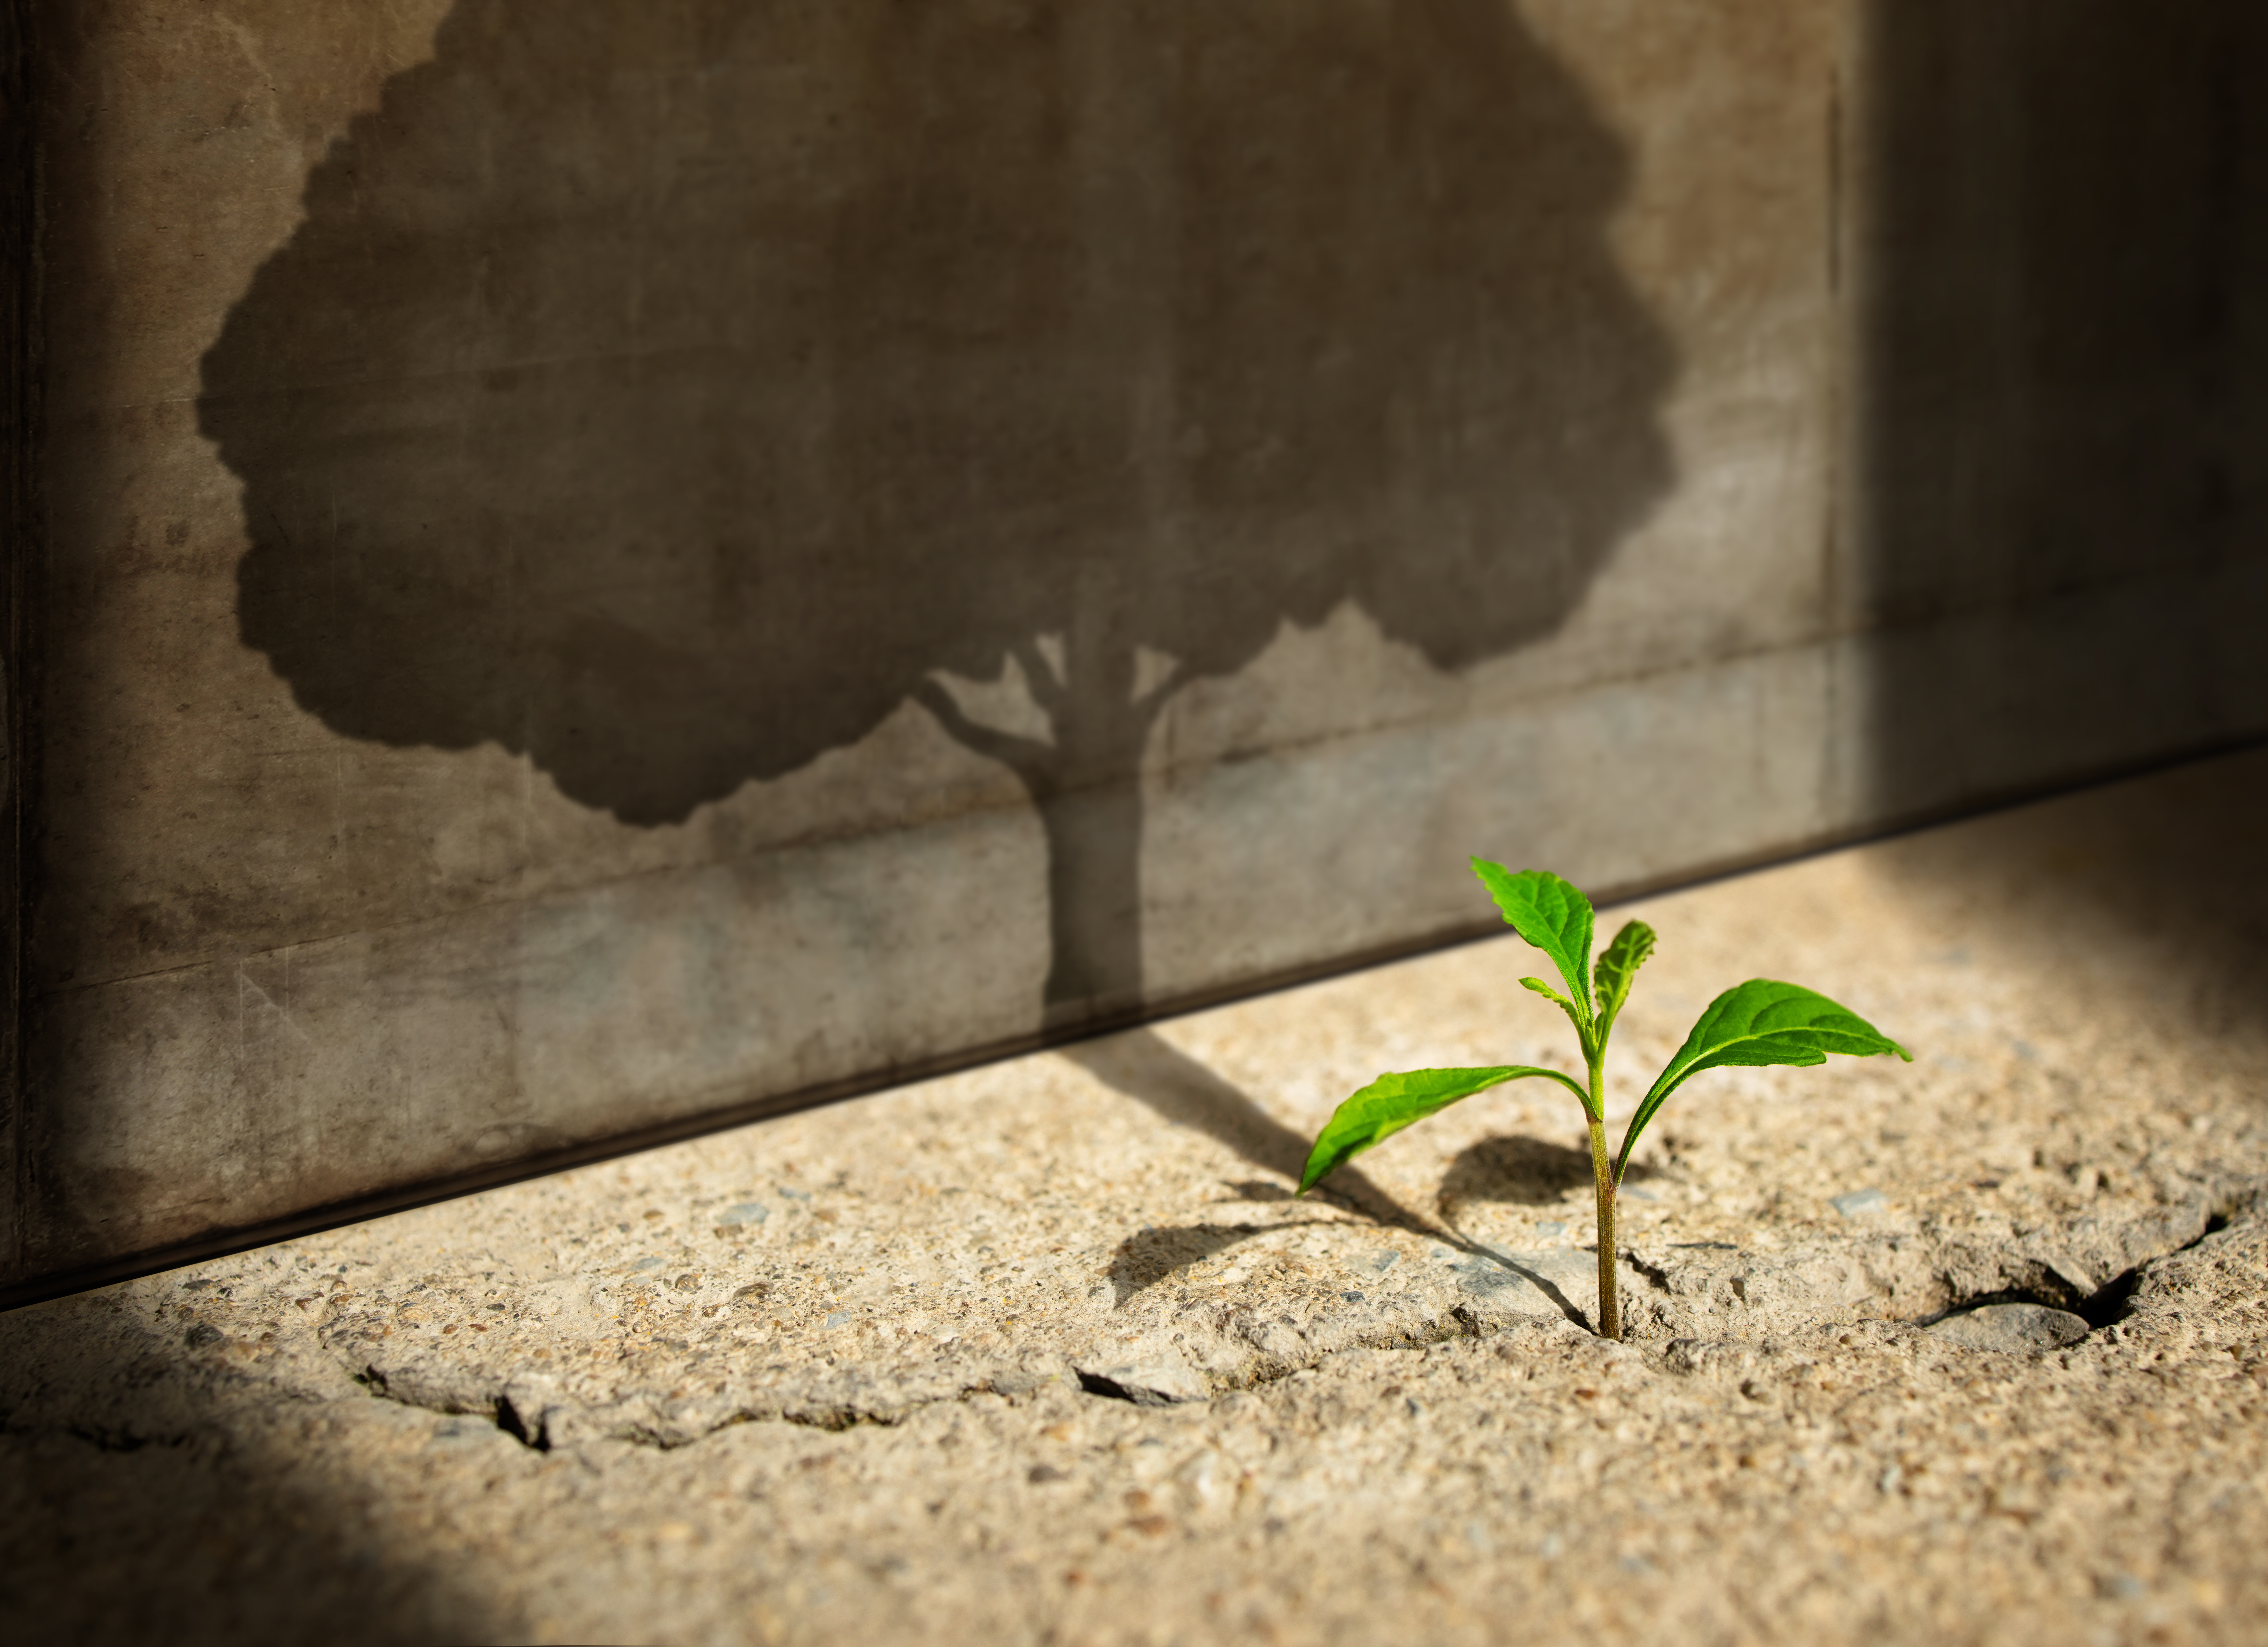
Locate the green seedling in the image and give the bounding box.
[1298,862,1909,1339]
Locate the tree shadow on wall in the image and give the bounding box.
[200,0,1674,1031]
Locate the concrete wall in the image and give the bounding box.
[7,0,2265,1297]
[1856,1,2268,807]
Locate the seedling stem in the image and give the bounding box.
[1585,1056,1620,1339]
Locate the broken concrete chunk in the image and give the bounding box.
[1926,1302,2090,1352]
[1450,1248,1593,1320]
[1074,1354,1208,1406]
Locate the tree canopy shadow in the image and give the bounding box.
[198,0,1675,1030]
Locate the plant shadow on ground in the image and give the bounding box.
[1101,1219,1343,1305]
[1429,1135,1668,1330]
[1067,1028,1463,1302]
[1435,1134,1660,1221]
[1072,1031,1632,1306]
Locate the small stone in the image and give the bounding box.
[1830,1188,1888,1219]
[1027,1464,1068,1484]
[183,1323,223,1348]
[714,1201,769,1229]
[1927,1303,2090,1352]
[1340,1290,1366,1303]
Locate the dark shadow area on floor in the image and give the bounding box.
[0,1293,502,1646]
[1859,1,2268,827]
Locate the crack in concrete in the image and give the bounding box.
[1921,1201,2240,1330]
[56,1423,196,1455]
[355,1359,1060,1453]
[340,1186,2265,1456]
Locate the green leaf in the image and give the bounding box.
[1519,976,1572,1010]
[1615,980,1911,1181]
[1592,919,1656,1035]
[1470,862,1595,1033]
[1519,975,1588,1042]
[1299,1065,1592,1193]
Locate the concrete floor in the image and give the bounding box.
[6,748,2267,1646]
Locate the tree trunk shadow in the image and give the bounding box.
[1060,1027,1439,1239]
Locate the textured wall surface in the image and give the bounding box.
[7,0,2265,1295]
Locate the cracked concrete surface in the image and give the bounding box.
[5,749,2268,1645]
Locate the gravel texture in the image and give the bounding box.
[6,750,2267,1645]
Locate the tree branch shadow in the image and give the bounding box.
[1063,1028,1435,1230]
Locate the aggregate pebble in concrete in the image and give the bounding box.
[1926,1302,2092,1352]
[5,751,2267,1644]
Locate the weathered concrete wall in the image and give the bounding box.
[7,0,2265,1295]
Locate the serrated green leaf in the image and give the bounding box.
[1470,862,1595,1034]
[1615,980,1911,1181]
[1299,1065,1592,1194]
[1519,975,1572,1009]
[1521,975,1589,1045]
[1592,918,1656,1034]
